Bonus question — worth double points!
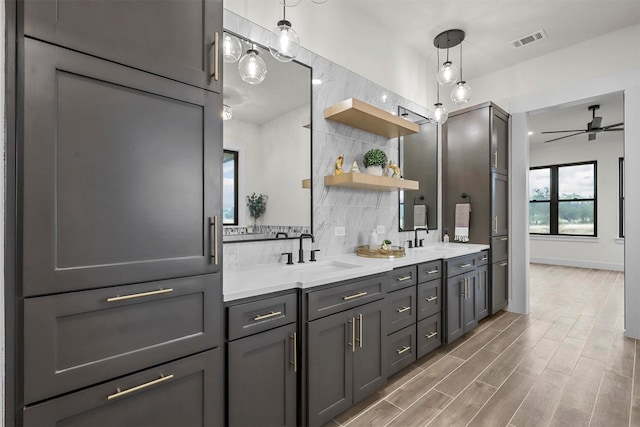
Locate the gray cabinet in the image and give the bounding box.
[492,173,509,237]
[417,314,441,357]
[23,348,224,427]
[388,325,417,375]
[307,283,386,427]
[476,264,490,321]
[23,0,222,92]
[492,260,509,312]
[445,254,484,344]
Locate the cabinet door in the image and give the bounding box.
[491,173,509,237]
[24,0,222,93]
[23,348,223,427]
[462,272,478,333]
[386,285,416,334]
[228,323,297,427]
[353,300,387,403]
[388,326,416,377]
[490,108,509,175]
[492,261,509,314]
[22,39,222,296]
[417,314,441,358]
[475,265,489,321]
[446,276,464,343]
[417,280,441,321]
[307,310,354,426]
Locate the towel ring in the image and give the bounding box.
[413,195,425,204]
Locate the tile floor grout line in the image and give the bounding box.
[586,369,607,426]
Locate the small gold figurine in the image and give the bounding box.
[334,154,344,175]
[384,161,402,178]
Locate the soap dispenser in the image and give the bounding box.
[443,228,450,244]
[368,229,378,249]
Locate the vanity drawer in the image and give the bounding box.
[227,292,298,341]
[387,325,416,377]
[386,285,416,334]
[24,274,221,404]
[307,274,385,321]
[388,265,417,291]
[491,236,508,263]
[417,314,441,358]
[23,348,223,427]
[445,254,476,278]
[417,260,442,283]
[475,250,490,266]
[417,280,441,320]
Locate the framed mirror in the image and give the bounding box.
[398,107,438,231]
[222,32,312,242]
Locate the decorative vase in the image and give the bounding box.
[366,165,384,176]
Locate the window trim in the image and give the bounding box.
[529,160,597,237]
[223,149,239,226]
[619,157,624,238]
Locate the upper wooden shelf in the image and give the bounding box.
[324,173,419,192]
[324,98,419,138]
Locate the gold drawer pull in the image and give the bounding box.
[425,269,439,274]
[254,311,282,321]
[107,288,174,302]
[397,346,411,355]
[480,257,488,261]
[501,237,508,241]
[425,296,438,302]
[107,374,173,400]
[396,275,412,282]
[459,263,472,268]
[425,332,438,339]
[499,262,509,267]
[397,306,411,313]
[343,291,368,301]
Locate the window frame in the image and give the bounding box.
[529,160,597,237]
[223,149,239,226]
[619,157,624,238]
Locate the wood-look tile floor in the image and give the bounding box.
[327,264,638,427]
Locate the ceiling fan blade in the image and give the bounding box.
[544,132,585,143]
[588,117,602,130]
[603,122,624,129]
[588,133,596,141]
[603,128,624,132]
[541,130,586,134]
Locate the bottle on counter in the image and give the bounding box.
[443,228,450,244]
[369,229,378,249]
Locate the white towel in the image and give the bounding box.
[414,204,427,227]
[454,203,471,242]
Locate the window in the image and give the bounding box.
[619,157,624,238]
[529,161,597,236]
[223,150,239,225]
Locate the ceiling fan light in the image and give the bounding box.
[451,81,472,105]
[238,49,268,85]
[430,103,448,124]
[437,61,459,86]
[269,19,301,62]
[222,33,243,63]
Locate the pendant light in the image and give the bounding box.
[451,41,472,104]
[429,48,448,124]
[435,30,462,87]
[269,5,301,62]
[238,45,267,85]
[222,32,243,64]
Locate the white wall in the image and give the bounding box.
[529,137,624,271]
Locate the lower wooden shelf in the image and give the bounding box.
[324,173,419,191]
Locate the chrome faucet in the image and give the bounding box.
[414,227,428,247]
[298,233,314,263]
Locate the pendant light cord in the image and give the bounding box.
[459,42,463,81]
[436,48,441,103]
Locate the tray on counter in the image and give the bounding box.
[356,245,405,259]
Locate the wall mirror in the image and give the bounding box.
[222,32,312,242]
[398,107,438,231]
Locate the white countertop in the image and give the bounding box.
[223,242,489,302]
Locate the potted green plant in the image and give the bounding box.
[246,192,268,228]
[362,148,388,176]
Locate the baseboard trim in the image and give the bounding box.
[530,257,624,272]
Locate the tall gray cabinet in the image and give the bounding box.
[443,102,510,315]
[14,1,224,425]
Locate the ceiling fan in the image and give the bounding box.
[542,104,624,143]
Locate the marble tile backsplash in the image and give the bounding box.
[223,10,439,270]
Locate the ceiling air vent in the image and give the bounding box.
[511,29,547,48]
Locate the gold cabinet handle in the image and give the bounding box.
[397,346,411,355]
[425,296,438,302]
[209,32,219,82]
[210,216,219,265]
[501,237,508,241]
[396,275,412,282]
[425,269,439,274]
[397,306,411,313]
[481,257,488,261]
[107,374,173,400]
[425,332,438,339]
[290,333,297,372]
[349,318,356,352]
[493,216,498,234]
[493,151,498,169]
[253,311,282,321]
[459,263,472,268]
[343,291,368,301]
[499,262,509,267]
[107,288,173,302]
[358,314,363,348]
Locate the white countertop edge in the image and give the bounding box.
[223,243,490,302]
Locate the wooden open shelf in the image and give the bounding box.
[324,173,419,191]
[324,98,419,138]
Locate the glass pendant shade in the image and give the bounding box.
[430,103,448,124]
[269,20,301,62]
[238,49,267,85]
[222,104,232,121]
[222,33,243,63]
[451,81,472,105]
[437,61,459,86]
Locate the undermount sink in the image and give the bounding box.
[287,260,361,275]
[413,245,461,253]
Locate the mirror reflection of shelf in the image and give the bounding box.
[302,178,311,189]
[324,98,419,138]
[324,172,419,191]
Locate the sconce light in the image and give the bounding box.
[269,5,301,62]
[222,32,243,63]
[433,29,472,110]
[238,46,267,85]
